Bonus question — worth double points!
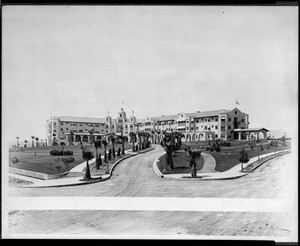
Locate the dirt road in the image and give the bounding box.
[10,145,295,199]
[7,146,297,240]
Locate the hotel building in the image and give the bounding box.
[46,107,264,146]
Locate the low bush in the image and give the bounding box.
[49,149,74,156]
[12,157,19,164]
[61,157,75,165]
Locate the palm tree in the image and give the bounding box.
[94,140,102,169]
[186,147,202,178]
[129,132,136,152]
[24,140,28,148]
[82,150,94,181]
[16,137,20,148]
[35,137,39,147]
[108,133,117,158]
[89,129,95,144]
[31,136,35,147]
[101,137,109,173]
[69,130,75,145]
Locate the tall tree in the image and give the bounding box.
[129,132,136,152]
[94,139,102,169]
[160,134,175,173]
[101,137,109,173]
[89,129,95,144]
[69,130,75,145]
[108,133,117,158]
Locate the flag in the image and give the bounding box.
[235,99,240,105]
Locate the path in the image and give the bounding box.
[198,152,218,173]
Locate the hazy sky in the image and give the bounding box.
[2,6,298,142]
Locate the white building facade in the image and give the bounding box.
[46,107,250,145]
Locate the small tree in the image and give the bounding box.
[89,129,95,144]
[101,137,108,163]
[69,130,75,145]
[108,149,112,161]
[93,140,102,169]
[129,132,136,152]
[82,150,94,181]
[60,142,65,151]
[35,137,39,147]
[96,155,102,169]
[31,136,35,147]
[185,147,201,178]
[238,148,249,172]
[16,137,20,148]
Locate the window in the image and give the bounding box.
[61,128,63,131]
[61,122,63,125]
[228,125,231,129]
[228,117,231,121]
[205,126,207,130]
[215,126,218,130]
[66,128,68,131]
[235,111,237,114]
[212,125,214,128]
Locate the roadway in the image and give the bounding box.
[7,145,297,240]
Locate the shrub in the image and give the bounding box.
[12,157,19,164]
[61,157,75,165]
[50,149,73,156]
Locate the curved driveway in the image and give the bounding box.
[10,145,294,199]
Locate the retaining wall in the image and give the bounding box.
[9,167,69,180]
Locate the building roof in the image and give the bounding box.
[58,116,106,124]
[135,109,235,122]
[234,128,269,132]
[188,109,230,118]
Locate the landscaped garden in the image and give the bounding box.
[156,150,204,174]
[9,142,133,175]
[183,139,291,172]
[156,135,291,175]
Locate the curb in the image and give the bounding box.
[16,147,155,188]
[152,157,165,178]
[244,150,291,173]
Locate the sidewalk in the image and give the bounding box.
[153,149,291,181]
[9,148,154,188]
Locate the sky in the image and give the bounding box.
[2,6,298,143]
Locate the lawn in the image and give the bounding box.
[9,142,133,174]
[156,150,204,174]
[200,140,291,172]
